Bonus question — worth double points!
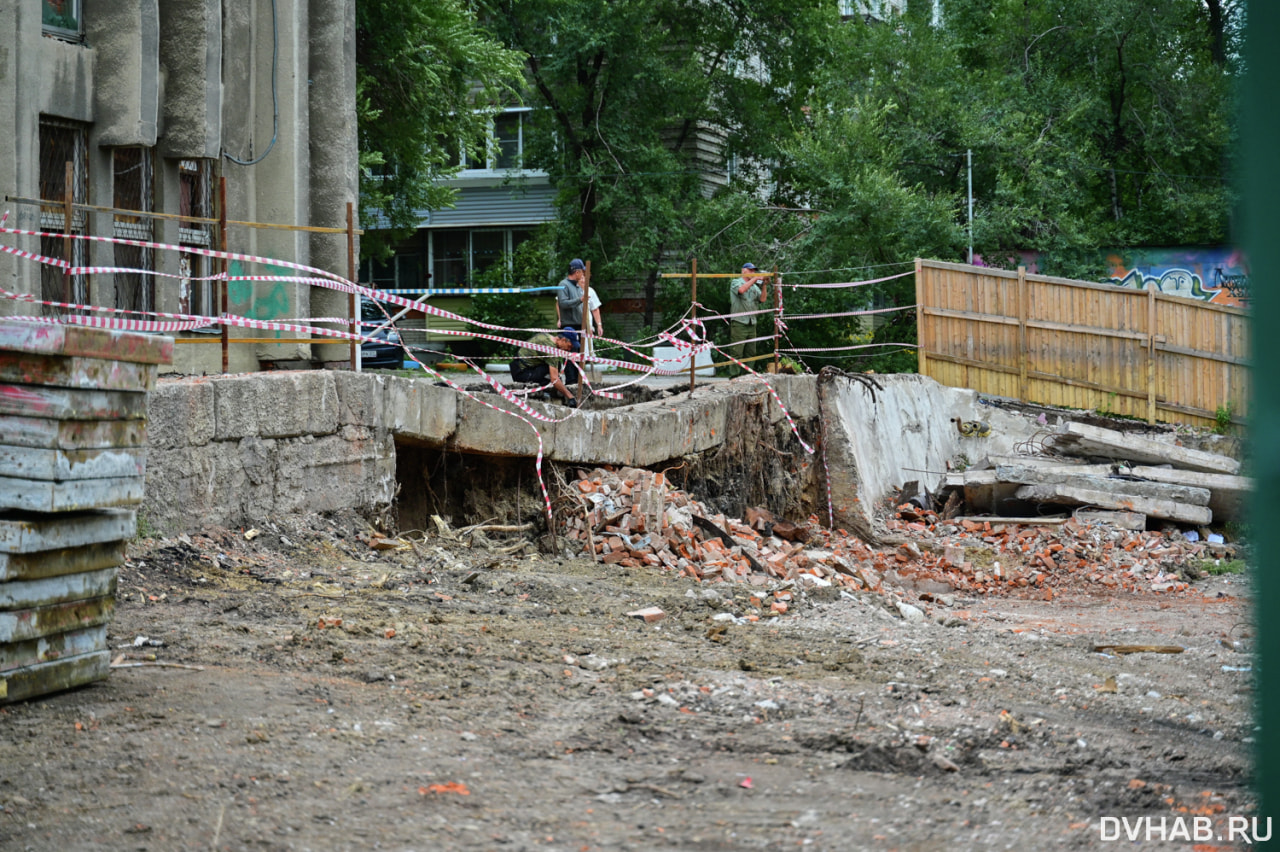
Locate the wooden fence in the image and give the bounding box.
[914,259,1250,430]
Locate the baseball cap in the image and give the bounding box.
[558,327,581,352]
[569,258,586,271]
[742,262,757,270]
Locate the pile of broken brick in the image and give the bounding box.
[561,442,1243,602]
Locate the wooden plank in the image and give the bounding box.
[0,567,117,610]
[0,384,148,421]
[0,509,135,552]
[0,318,173,365]
[0,446,146,481]
[0,649,110,705]
[0,414,147,450]
[0,624,107,673]
[0,475,144,512]
[0,595,115,644]
[0,351,156,392]
[921,306,1021,327]
[0,541,126,582]
[1050,422,1240,474]
[1014,483,1212,525]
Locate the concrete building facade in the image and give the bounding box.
[0,0,358,374]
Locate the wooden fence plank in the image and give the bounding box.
[915,259,1248,429]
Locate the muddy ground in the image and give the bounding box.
[0,508,1257,851]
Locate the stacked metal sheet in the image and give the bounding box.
[0,320,171,703]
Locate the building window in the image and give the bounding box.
[455,108,530,173]
[428,228,532,286]
[112,147,155,314]
[42,0,82,39]
[38,118,88,316]
[358,253,426,292]
[178,159,214,317]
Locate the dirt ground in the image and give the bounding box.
[0,508,1256,852]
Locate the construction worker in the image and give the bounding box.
[510,327,580,406]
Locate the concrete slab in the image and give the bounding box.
[0,567,117,610]
[0,383,148,420]
[0,351,156,391]
[0,541,126,582]
[0,415,147,450]
[0,318,173,365]
[0,446,146,481]
[0,595,115,644]
[1051,422,1240,474]
[0,624,106,673]
[0,475,144,512]
[0,649,110,705]
[1014,483,1212,525]
[993,464,1211,506]
[0,509,135,552]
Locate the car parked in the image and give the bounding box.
[358,297,447,370]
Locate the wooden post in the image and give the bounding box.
[1147,283,1157,424]
[219,177,229,374]
[578,261,589,401]
[914,258,926,376]
[689,257,697,394]
[62,162,73,310]
[1017,265,1028,403]
[772,267,781,374]
[347,202,357,371]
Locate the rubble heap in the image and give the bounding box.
[558,461,1241,603]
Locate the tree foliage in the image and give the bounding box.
[356,0,524,260]
[357,0,1240,372]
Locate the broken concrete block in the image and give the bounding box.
[1050,422,1240,475]
[1014,483,1211,525]
[994,465,1211,506]
[1074,509,1146,530]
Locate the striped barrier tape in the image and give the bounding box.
[787,270,914,289]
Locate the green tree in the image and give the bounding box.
[356,0,524,260]
[481,0,832,327]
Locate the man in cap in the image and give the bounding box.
[555,258,588,330]
[510,327,580,406]
[726,262,770,377]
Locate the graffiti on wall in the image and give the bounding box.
[1105,247,1249,307]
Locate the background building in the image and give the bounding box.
[0,0,358,373]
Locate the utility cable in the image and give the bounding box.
[224,0,279,166]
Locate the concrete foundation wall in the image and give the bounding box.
[141,371,1012,537]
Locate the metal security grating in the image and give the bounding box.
[37,119,89,315]
[112,147,155,315]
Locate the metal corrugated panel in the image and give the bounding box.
[416,184,557,228]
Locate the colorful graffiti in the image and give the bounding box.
[976,247,1250,307]
[1105,247,1249,307]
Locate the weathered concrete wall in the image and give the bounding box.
[819,373,1042,540]
[142,372,823,532]
[143,370,1040,538]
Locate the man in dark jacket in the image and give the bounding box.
[555,258,587,329]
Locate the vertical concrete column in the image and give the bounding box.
[0,0,33,313]
[222,0,311,365]
[85,0,159,146]
[307,0,358,366]
[158,0,222,159]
